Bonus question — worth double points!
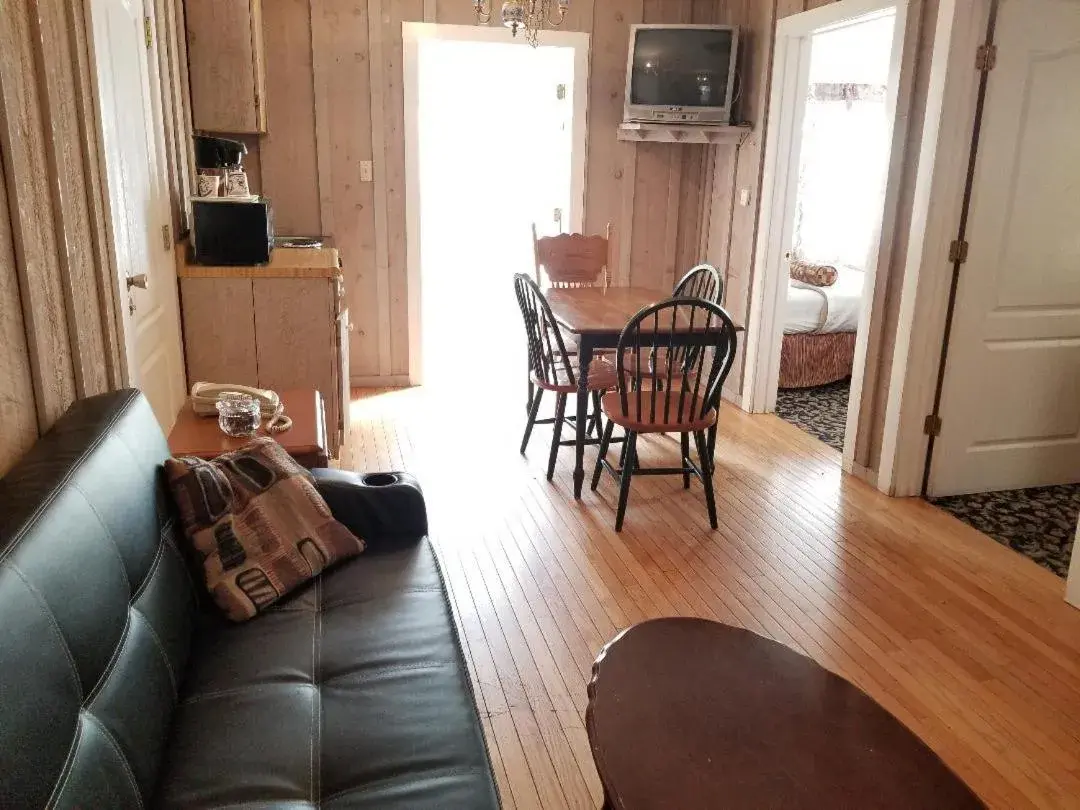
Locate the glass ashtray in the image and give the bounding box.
[216,393,261,437]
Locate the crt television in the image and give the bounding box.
[624,24,740,125]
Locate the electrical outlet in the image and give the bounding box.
[359,160,374,182]
[738,188,751,207]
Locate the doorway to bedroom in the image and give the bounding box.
[751,2,904,461]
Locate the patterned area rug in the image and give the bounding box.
[775,379,850,452]
[932,485,1079,578]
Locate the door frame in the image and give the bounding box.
[875,0,993,496]
[402,22,591,386]
[741,0,911,477]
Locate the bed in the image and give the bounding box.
[779,266,865,389]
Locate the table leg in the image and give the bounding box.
[574,337,594,499]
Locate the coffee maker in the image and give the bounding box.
[191,135,274,265]
[194,136,246,195]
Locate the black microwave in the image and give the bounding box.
[192,197,274,265]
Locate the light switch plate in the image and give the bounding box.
[738,188,751,207]
[359,160,374,182]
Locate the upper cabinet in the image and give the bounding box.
[185,0,266,134]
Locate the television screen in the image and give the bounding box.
[630,28,734,108]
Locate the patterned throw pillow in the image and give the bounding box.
[164,438,364,621]
[789,259,838,287]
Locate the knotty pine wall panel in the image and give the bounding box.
[322,0,380,376]
[0,0,124,475]
[0,0,77,426]
[257,0,748,383]
[260,0,322,235]
[713,0,777,392]
[0,148,39,476]
[581,0,642,285]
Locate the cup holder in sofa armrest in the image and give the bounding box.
[361,472,400,487]
[310,468,427,543]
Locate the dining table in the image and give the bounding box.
[545,286,742,499]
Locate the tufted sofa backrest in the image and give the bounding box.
[0,390,195,808]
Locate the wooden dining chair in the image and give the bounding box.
[624,264,725,387]
[526,223,613,413]
[591,297,738,531]
[514,274,617,480]
[532,223,613,289]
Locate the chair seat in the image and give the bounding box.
[601,391,717,433]
[534,357,617,393]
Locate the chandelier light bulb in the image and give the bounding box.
[473,0,569,46]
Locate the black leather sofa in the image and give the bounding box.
[0,390,500,809]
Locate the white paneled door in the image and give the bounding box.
[928,0,1080,496]
[88,0,186,430]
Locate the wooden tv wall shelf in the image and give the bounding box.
[617,122,753,145]
[175,241,350,458]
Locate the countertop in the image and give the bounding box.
[175,239,342,279]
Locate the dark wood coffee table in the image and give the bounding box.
[586,618,984,810]
[168,388,329,469]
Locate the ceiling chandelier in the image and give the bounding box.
[473,0,570,46]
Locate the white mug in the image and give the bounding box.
[225,169,251,198]
[196,171,221,197]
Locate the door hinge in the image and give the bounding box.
[975,43,996,71]
[924,414,943,437]
[948,239,969,264]
[556,83,567,100]
[162,224,172,251]
[144,16,153,49]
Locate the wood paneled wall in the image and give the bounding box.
[248,0,776,383]
[0,0,124,475]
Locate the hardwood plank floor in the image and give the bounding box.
[346,385,1080,809]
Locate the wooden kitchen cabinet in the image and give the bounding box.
[177,243,348,457]
[184,0,266,133]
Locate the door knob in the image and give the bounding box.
[126,273,148,290]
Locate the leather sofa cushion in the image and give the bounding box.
[155,538,499,809]
[0,391,195,809]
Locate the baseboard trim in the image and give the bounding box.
[849,461,880,490]
[350,374,412,388]
[722,387,744,409]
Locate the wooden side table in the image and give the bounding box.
[586,618,984,810]
[168,388,329,469]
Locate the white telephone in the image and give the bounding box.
[189,382,292,433]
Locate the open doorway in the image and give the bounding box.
[404,24,588,389]
[746,0,908,466]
